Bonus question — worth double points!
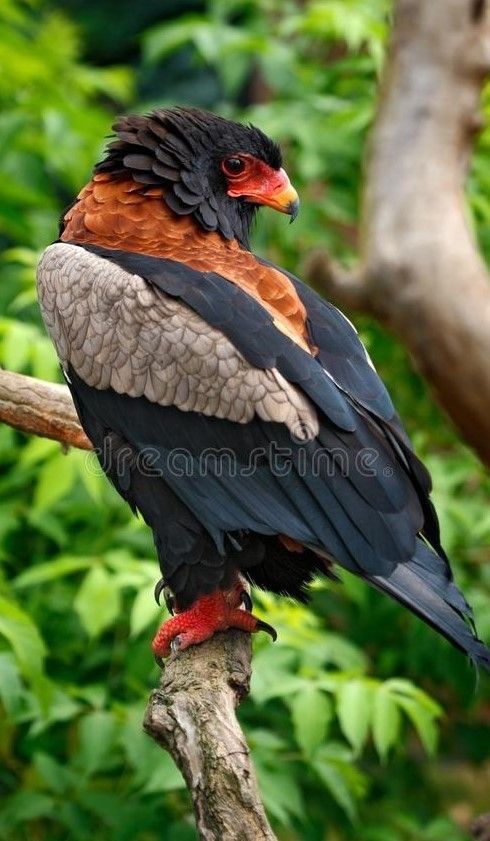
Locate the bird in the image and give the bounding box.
[37,106,490,670]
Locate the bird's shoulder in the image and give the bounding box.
[36,241,319,434]
[59,175,310,352]
[255,254,399,424]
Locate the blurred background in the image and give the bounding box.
[0,1,489,839]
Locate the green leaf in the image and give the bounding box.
[18,436,60,467]
[337,679,373,754]
[0,319,34,370]
[33,752,74,794]
[143,17,210,64]
[314,760,356,820]
[30,336,59,380]
[246,728,287,752]
[33,451,77,510]
[71,448,104,502]
[28,689,83,736]
[251,646,304,703]
[396,696,439,756]
[121,706,185,792]
[0,652,24,717]
[289,687,332,757]
[144,752,187,793]
[424,817,469,841]
[0,595,46,679]
[13,555,94,589]
[130,587,157,638]
[0,792,54,828]
[322,632,368,671]
[76,710,118,776]
[313,744,366,821]
[255,761,304,825]
[386,679,443,717]
[74,566,121,638]
[384,679,442,755]
[25,508,68,546]
[253,673,308,704]
[372,685,401,760]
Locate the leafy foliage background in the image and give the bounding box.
[0,1,489,839]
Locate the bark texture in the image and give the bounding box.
[307,0,490,467]
[144,631,277,841]
[0,369,91,450]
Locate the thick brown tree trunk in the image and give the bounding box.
[307,0,490,466]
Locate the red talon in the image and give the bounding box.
[151,586,276,661]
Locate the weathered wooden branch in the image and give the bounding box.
[144,631,277,841]
[0,367,275,839]
[0,369,92,450]
[306,0,490,467]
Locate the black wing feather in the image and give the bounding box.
[73,243,358,432]
[63,243,490,671]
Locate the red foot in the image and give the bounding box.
[151,585,276,662]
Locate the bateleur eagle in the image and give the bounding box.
[37,107,490,670]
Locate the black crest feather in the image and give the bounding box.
[94,107,283,247]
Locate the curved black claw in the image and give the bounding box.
[154,579,175,615]
[240,590,253,612]
[154,578,165,606]
[255,618,277,642]
[164,589,176,616]
[154,653,165,669]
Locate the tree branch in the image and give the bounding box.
[307,0,490,467]
[304,249,370,312]
[0,369,275,840]
[144,631,277,841]
[0,369,91,450]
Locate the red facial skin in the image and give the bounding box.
[223,155,299,214]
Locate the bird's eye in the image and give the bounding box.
[222,157,246,177]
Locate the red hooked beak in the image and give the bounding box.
[227,166,300,221]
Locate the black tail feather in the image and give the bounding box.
[368,539,490,672]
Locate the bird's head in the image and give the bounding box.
[94,107,299,248]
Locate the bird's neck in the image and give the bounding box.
[60,174,238,261]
